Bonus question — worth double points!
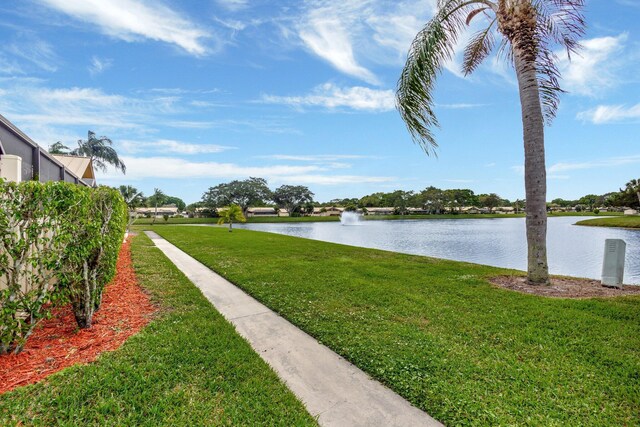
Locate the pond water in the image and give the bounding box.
[239,217,640,285]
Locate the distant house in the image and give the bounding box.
[407,207,430,215]
[246,207,278,217]
[136,205,180,218]
[0,114,92,186]
[366,207,395,215]
[624,209,638,216]
[312,206,344,217]
[497,206,515,213]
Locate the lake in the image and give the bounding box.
[239,216,640,285]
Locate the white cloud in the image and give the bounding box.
[261,83,395,111]
[577,104,640,124]
[558,34,628,97]
[548,155,640,174]
[37,0,212,56]
[299,13,379,85]
[120,139,235,155]
[88,56,112,75]
[97,156,395,186]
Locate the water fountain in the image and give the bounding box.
[340,211,363,226]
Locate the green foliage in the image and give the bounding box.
[273,185,314,216]
[577,216,640,229]
[0,181,79,353]
[0,181,127,353]
[202,177,272,213]
[217,204,246,231]
[58,186,127,328]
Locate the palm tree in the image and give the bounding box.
[48,141,70,154]
[71,131,126,174]
[396,0,585,285]
[148,188,166,225]
[217,204,246,232]
[625,179,640,205]
[118,185,145,210]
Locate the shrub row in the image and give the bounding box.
[0,180,127,354]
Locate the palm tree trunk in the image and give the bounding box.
[514,52,549,285]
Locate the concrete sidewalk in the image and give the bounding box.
[144,231,442,427]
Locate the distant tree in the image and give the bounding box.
[513,199,525,214]
[202,177,271,215]
[118,185,145,210]
[479,193,501,213]
[625,179,640,206]
[217,204,246,232]
[577,194,600,211]
[273,185,314,217]
[48,141,70,154]
[420,186,445,214]
[303,202,315,216]
[148,188,166,224]
[164,196,186,212]
[71,131,126,174]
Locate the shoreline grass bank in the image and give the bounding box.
[150,225,640,426]
[0,234,315,426]
[133,211,620,226]
[576,216,640,229]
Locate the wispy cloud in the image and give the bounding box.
[548,155,640,174]
[558,33,628,97]
[436,103,488,109]
[577,103,640,124]
[166,118,300,134]
[88,56,112,75]
[36,0,212,56]
[5,34,58,72]
[97,155,395,186]
[261,83,395,112]
[120,139,235,155]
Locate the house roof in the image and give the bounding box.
[52,155,95,181]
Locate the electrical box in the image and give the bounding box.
[602,239,626,288]
[0,154,22,183]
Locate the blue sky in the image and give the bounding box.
[0,0,638,204]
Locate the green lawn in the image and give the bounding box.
[133,211,620,226]
[576,215,640,229]
[0,234,315,426]
[151,226,640,426]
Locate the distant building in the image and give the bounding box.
[0,114,93,186]
[624,209,638,216]
[136,205,180,217]
[365,207,395,215]
[246,207,278,217]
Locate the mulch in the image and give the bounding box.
[0,238,156,394]
[490,275,640,299]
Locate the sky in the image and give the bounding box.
[0,0,638,204]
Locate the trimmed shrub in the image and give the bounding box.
[0,181,79,354]
[0,181,127,354]
[58,186,127,328]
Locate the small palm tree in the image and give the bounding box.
[71,131,126,174]
[396,0,585,285]
[148,188,166,225]
[625,179,640,205]
[217,204,246,232]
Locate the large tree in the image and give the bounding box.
[202,177,272,214]
[71,131,126,174]
[273,185,314,216]
[396,0,585,285]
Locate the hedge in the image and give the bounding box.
[0,180,127,354]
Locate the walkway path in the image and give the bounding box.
[144,231,441,427]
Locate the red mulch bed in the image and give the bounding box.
[0,238,156,394]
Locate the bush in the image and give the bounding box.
[0,181,127,354]
[58,187,127,328]
[594,209,600,215]
[0,181,81,353]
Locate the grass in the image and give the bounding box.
[133,211,620,226]
[576,215,640,229]
[150,225,640,426]
[0,233,316,426]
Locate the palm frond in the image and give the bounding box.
[397,0,493,154]
[462,18,497,75]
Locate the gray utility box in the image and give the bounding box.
[602,239,626,288]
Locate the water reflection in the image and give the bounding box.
[239,217,640,284]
